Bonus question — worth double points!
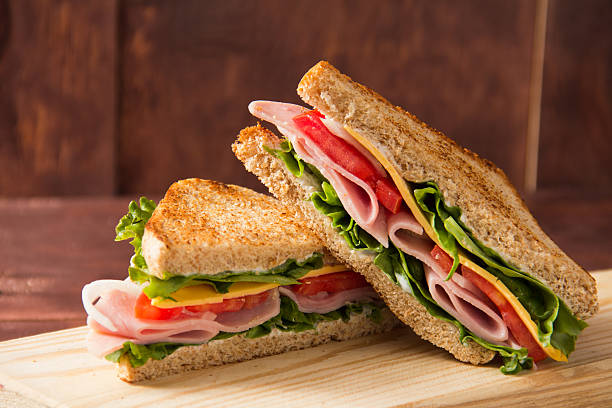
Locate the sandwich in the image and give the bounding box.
[82,179,398,382]
[232,61,599,373]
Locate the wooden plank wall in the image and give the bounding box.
[0,0,610,197]
[0,0,117,196]
[538,0,612,192]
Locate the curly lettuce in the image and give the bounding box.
[106,298,384,367]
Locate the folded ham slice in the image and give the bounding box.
[425,266,509,344]
[387,216,510,345]
[278,286,379,314]
[82,279,280,357]
[249,100,389,246]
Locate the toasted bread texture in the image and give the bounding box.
[142,179,325,277]
[233,125,496,365]
[118,308,399,382]
[295,61,597,320]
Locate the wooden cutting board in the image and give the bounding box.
[1,271,610,408]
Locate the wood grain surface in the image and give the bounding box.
[0,0,117,196]
[0,270,610,408]
[117,0,536,195]
[538,0,612,191]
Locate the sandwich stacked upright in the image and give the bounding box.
[233,61,599,373]
[83,179,398,382]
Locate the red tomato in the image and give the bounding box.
[292,271,369,296]
[134,292,183,320]
[185,297,245,314]
[293,112,380,185]
[135,290,273,320]
[375,178,404,214]
[461,266,548,362]
[243,290,270,310]
[431,245,454,272]
[292,111,403,214]
[310,109,325,118]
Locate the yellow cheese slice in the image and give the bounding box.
[151,282,279,308]
[344,126,567,361]
[302,264,349,278]
[151,264,350,308]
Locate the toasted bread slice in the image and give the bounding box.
[118,308,398,382]
[295,61,597,320]
[142,178,325,277]
[233,125,496,364]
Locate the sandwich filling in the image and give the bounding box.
[83,198,386,367]
[249,100,587,374]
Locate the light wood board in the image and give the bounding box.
[1,271,611,408]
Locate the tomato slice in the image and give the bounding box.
[292,271,369,296]
[375,178,404,214]
[184,290,272,315]
[310,109,325,118]
[292,111,403,214]
[134,292,184,320]
[293,111,380,185]
[431,244,454,272]
[461,266,548,362]
[185,297,245,314]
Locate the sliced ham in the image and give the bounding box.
[87,330,136,358]
[209,290,280,332]
[249,100,388,246]
[425,266,509,344]
[319,117,386,176]
[388,218,508,344]
[387,217,487,301]
[82,279,280,357]
[278,286,379,314]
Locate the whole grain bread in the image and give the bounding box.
[142,179,326,277]
[295,61,597,320]
[118,307,399,382]
[233,125,496,365]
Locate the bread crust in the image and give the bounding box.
[118,308,399,382]
[233,125,496,365]
[296,61,597,320]
[142,179,324,277]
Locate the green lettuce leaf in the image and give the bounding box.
[311,181,385,252]
[412,185,460,279]
[115,197,325,298]
[412,182,587,355]
[105,341,190,368]
[108,298,383,367]
[115,197,157,278]
[264,140,327,185]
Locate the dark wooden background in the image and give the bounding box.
[1,0,610,197]
[1,0,611,340]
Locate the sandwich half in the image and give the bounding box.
[233,61,599,373]
[82,179,398,382]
